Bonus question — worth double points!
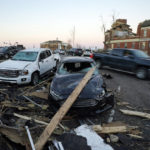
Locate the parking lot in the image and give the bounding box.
[101,67,150,150]
[0,55,150,150]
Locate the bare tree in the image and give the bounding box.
[70,26,75,47]
[111,10,119,24]
[100,15,106,34]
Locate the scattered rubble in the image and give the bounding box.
[0,68,149,150]
[109,134,119,143]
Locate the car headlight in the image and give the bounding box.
[97,89,105,99]
[50,89,62,100]
[18,70,29,76]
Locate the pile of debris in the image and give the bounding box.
[0,70,150,150]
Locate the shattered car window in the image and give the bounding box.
[12,51,38,61]
[58,62,98,75]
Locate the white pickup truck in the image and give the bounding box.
[0,48,60,85]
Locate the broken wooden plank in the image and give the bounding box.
[1,100,29,110]
[127,134,143,139]
[35,67,96,150]
[28,91,48,100]
[92,124,137,134]
[0,125,27,145]
[117,101,129,106]
[120,109,150,119]
[14,113,67,131]
[19,77,52,96]
[14,113,48,126]
[23,95,43,108]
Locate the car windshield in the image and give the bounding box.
[12,51,38,61]
[58,62,99,75]
[133,50,149,58]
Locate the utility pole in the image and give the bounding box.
[72,26,75,47]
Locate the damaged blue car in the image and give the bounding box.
[48,57,114,113]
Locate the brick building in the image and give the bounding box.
[40,40,72,50]
[104,19,150,55]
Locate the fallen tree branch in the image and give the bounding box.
[120,109,150,120]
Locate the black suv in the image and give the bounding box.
[0,45,24,59]
[67,48,83,56]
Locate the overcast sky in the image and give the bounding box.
[0,0,150,49]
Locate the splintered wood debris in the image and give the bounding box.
[120,109,150,120]
[0,71,148,150]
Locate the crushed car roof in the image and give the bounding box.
[61,56,94,63]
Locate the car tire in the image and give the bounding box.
[96,60,102,69]
[4,54,9,59]
[136,67,147,79]
[31,72,39,85]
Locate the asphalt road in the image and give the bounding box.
[101,67,150,110]
[99,67,150,150]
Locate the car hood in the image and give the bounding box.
[50,73,104,99]
[0,59,32,70]
[137,57,150,66]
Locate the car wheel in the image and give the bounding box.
[136,67,147,79]
[31,72,39,85]
[4,54,9,59]
[96,60,102,68]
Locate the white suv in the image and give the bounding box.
[0,48,57,85]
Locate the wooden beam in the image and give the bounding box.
[92,125,137,134]
[120,109,150,120]
[35,67,96,150]
[13,113,48,126]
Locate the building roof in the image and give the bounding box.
[41,40,62,44]
[141,20,150,27]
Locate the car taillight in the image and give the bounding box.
[90,53,93,58]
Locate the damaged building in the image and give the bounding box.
[104,19,150,55]
[40,40,72,50]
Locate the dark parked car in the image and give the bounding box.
[48,57,114,114]
[53,49,65,55]
[67,48,83,56]
[0,45,25,59]
[91,48,150,79]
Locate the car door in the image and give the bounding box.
[45,50,55,70]
[107,49,124,69]
[121,50,136,71]
[39,51,49,75]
